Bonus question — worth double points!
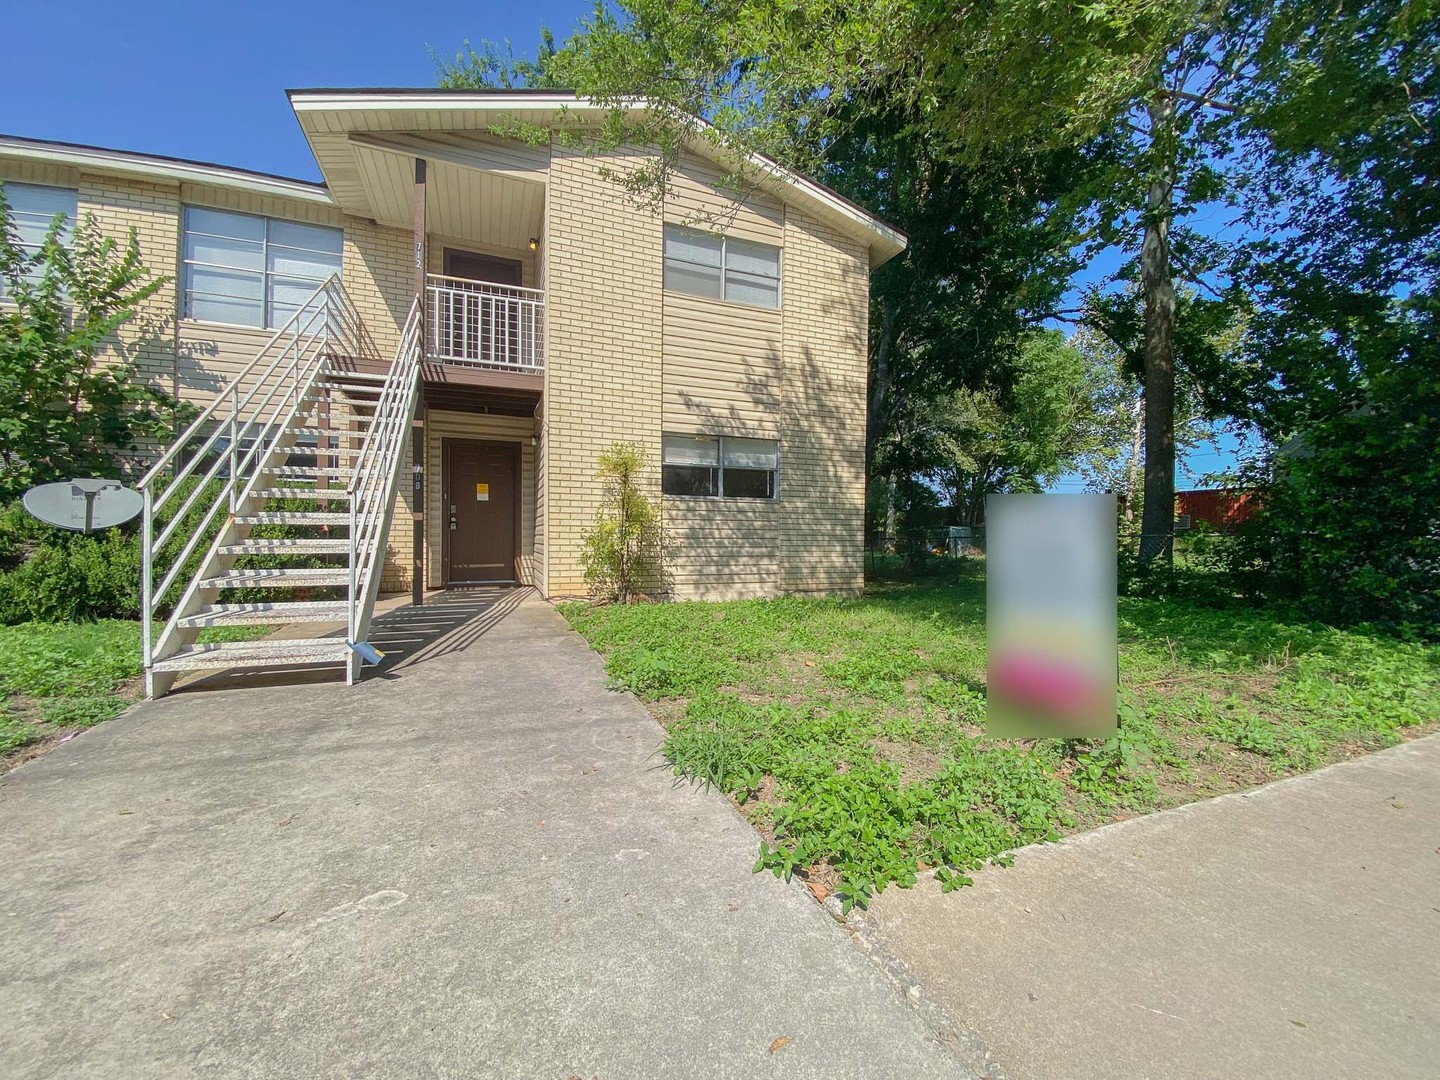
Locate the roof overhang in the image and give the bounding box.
[287,89,907,267]
[0,134,334,207]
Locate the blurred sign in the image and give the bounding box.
[22,479,142,533]
[986,494,1116,738]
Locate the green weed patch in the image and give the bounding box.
[563,564,1440,908]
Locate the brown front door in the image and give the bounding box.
[443,249,523,285]
[444,439,519,583]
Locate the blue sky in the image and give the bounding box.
[2,1,588,180]
[5,0,1239,489]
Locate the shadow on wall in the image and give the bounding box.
[349,225,414,347]
[176,337,223,398]
[661,278,868,597]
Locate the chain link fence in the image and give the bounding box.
[865,525,987,574]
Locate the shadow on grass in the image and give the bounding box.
[863,555,1440,678]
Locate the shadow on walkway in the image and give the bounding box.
[175,586,532,694]
[367,586,531,676]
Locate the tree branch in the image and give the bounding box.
[1168,88,1240,113]
[1170,248,1229,301]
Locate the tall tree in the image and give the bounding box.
[1219,0,1440,629]
[903,330,1102,524]
[538,0,1258,560]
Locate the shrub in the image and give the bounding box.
[0,191,184,500]
[580,442,666,602]
[0,502,141,623]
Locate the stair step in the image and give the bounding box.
[236,511,349,526]
[257,487,352,501]
[322,369,389,383]
[289,427,371,439]
[151,638,351,673]
[266,466,354,478]
[176,601,351,628]
[275,444,362,459]
[218,538,354,555]
[200,567,352,589]
[315,381,384,395]
[201,567,352,588]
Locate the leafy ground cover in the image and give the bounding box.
[0,620,270,772]
[562,561,1440,909]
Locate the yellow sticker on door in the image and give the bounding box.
[476,482,489,502]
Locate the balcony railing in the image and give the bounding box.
[426,274,544,374]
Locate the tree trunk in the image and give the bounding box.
[883,470,898,552]
[1138,92,1178,564]
[866,300,899,468]
[1123,395,1144,524]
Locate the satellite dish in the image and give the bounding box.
[22,478,143,533]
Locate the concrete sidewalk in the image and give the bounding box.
[0,591,968,1079]
[868,733,1440,1080]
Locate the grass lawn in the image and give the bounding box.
[0,620,271,773]
[562,562,1440,908]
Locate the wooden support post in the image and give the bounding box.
[412,411,425,606]
[413,157,427,299]
[412,157,426,607]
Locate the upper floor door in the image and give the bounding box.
[443,248,522,286]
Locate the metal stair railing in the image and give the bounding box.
[345,296,424,681]
[138,275,374,680]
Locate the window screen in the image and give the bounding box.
[663,225,780,309]
[182,206,341,329]
[662,434,720,497]
[721,436,779,499]
[662,433,778,499]
[0,182,77,292]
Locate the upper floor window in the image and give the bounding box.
[0,182,77,293]
[182,206,341,329]
[662,433,779,499]
[662,225,780,309]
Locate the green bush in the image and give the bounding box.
[580,442,666,602]
[0,503,141,624]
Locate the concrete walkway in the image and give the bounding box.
[868,733,1440,1080]
[0,591,967,1079]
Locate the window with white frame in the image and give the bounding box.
[662,225,781,309]
[0,182,77,292]
[182,206,342,329]
[662,434,779,499]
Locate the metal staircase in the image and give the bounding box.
[139,277,423,697]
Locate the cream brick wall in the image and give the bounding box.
[345,218,413,360]
[542,142,665,596]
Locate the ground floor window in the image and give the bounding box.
[662,434,778,499]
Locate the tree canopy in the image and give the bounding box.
[0,197,176,500]
[444,0,1439,626]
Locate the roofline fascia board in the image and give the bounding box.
[0,137,336,207]
[691,121,908,258]
[289,91,907,260]
[289,92,639,112]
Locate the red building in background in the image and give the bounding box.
[1176,489,1261,531]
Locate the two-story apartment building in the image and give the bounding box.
[0,89,905,691]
